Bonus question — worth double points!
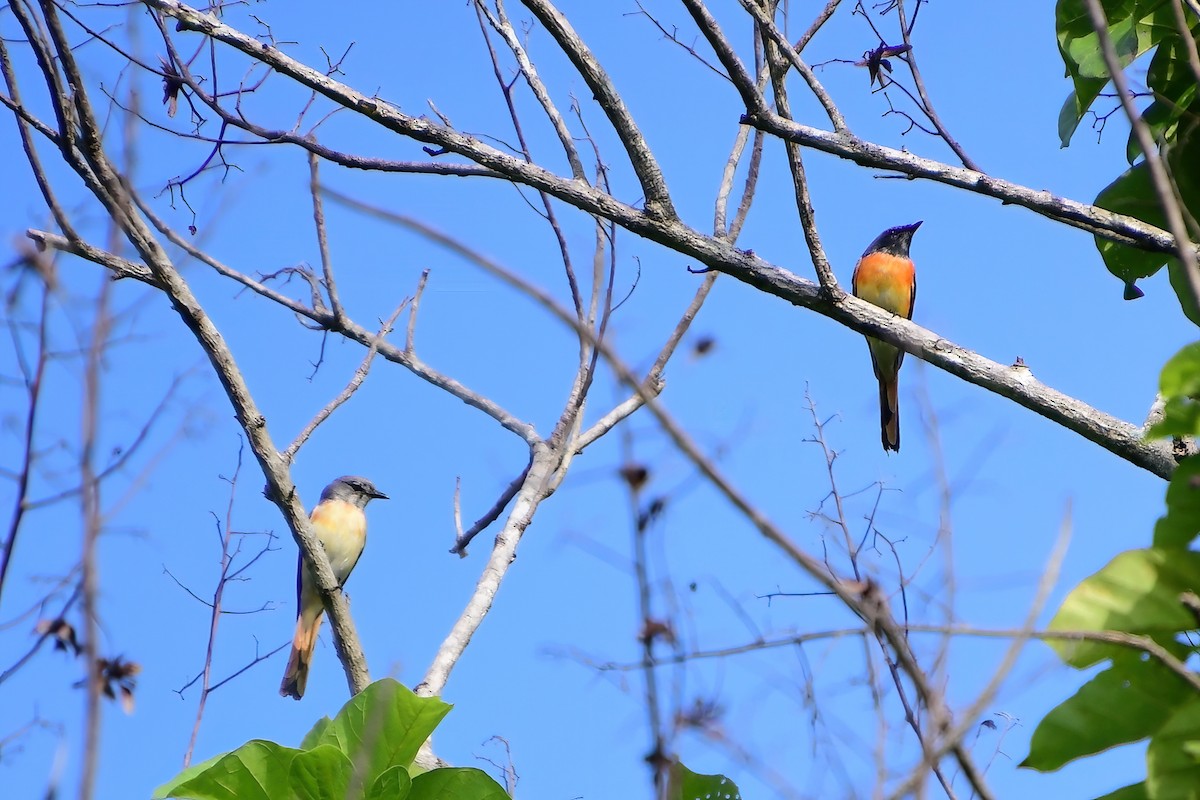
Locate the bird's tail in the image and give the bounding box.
[279,610,322,699]
[879,377,900,452]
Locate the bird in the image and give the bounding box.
[851,221,922,452]
[279,475,388,700]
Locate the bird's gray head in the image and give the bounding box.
[321,475,388,509]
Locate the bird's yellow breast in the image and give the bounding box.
[309,499,367,582]
[853,252,915,318]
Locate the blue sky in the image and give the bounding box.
[1,2,1194,798]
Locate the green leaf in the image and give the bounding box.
[1057,0,1171,77]
[364,765,414,800]
[1095,782,1149,800]
[310,679,452,794]
[408,768,509,800]
[289,745,353,800]
[667,763,744,800]
[1047,548,1200,667]
[1166,116,1200,210]
[1161,343,1200,400]
[1127,27,1200,162]
[1147,397,1200,439]
[1022,650,1192,771]
[152,756,221,800]
[1058,82,1106,147]
[1152,457,1200,548]
[1148,343,1200,441]
[1094,164,1171,287]
[1167,260,1200,329]
[300,716,333,751]
[1055,0,1185,148]
[152,740,298,800]
[1147,696,1200,799]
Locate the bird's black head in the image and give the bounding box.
[862,220,923,259]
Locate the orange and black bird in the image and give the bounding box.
[279,475,388,700]
[851,221,922,452]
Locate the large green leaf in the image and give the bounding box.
[1094,164,1171,290]
[1093,157,1200,324]
[1023,650,1192,771]
[407,768,509,800]
[667,763,744,800]
[310,679,451,793]
[152,740,298,800]
[289,745,354,800]
[1147,696,1200,799]
[1047,548,1200,667]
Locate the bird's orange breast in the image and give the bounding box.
[853,252,915,318]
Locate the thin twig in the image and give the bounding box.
[308,150,343,321]
[282,301,406,463]
[450,460,532,557]
[182,447,245,767]
[893,0,980,169]
[0,284,49,609]
[405,269,430,354]
[887,507,1072,800]
[795,0,844,53]
[475,2,585,322]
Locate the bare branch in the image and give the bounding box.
[520,0,676,219]
[739,0,849,133]
[760,13,841,294]
[795,0,844,52]
[479,0,587,182]
[417,444,556,697]
[449,459,532,557]
[31,0,373,699]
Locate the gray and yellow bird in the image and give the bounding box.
[279,475,387,700]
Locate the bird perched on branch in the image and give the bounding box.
[280,475,388,699]
[851,221,922,452]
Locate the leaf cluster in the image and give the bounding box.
[1024,343,1200,797]
[1057,0,1200,314]
[152,680,506,800]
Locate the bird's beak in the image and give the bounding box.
[370,488,389,500]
